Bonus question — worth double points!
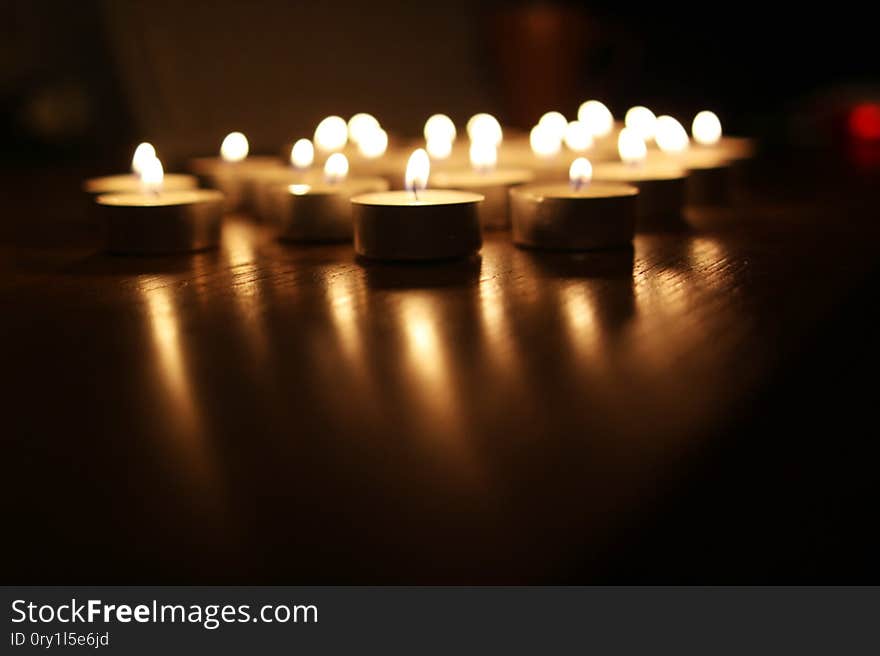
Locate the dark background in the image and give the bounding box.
[2,0,878,166]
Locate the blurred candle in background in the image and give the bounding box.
[314,116,349,154]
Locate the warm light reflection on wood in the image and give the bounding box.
[401,294,445,384]
[325,270,365,366]
[137,278,220,502]
[222,220,270,367]
[396,293,474,467]
[561,283,597,336]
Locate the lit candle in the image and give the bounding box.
[189,132,282,212]
[648,112,750,206]
[692,110,754,160]
[689,110,755,205]
[424,114,460,168]
[84,142,197,195]
[510,157,637,250]
[538,111,569,142]
[252,138,321,221]
[592,127,686,229]
[498,113,601,181]
[314,116,349,154]
[96,156,224,254]
[430,137,533,230]
[347,113,381,148]
[683,111,734,205]
[466,113,503,147]
[351,149,483,261]
[269,153,388,242]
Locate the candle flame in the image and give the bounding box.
[618,127,647,165]
[538,111,568,140]
[692,110,722,146]
[357,127,388,159]
[655,115,690,154]
[469,139,497,172]
[426,137,453,160]
[140,156,164,193]
[466,113,502,146]
[324,153,349,184]
[424,114,456,143]
[347,113,381,145]
[569,157,592,190]
[530,123,562,158]
[314,116,348,152]
[577,100,614,138]
[288,184,312,196]
[405,148,430,193]
[624,106,657,141]
[290,138,315,169]
[220,132,249,162]
[131,142,156,174]
[563,121,593,152]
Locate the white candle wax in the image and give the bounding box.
[83,173,197,195]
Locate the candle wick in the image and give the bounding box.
[412,188,419,202]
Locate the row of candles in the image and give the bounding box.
[85,100,752,259]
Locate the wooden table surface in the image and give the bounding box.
[3,154,879,583]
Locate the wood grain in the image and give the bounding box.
[3,157,879,582]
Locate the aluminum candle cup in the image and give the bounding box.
[96,190,225,254]
[270,177,389,242]
[431,168,533,229]
[510,183,637,250]
[592,162,686,230]
[351,190,483,261]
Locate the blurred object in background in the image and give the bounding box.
[785,84,880,172]
[100,0,496,163]
[489,2,639,128]
[1,0,879,169]
[0,0,130,163]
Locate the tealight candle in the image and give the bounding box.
[84,142,197,195]
[430,140,532,230]
[510,158,637,251]
[351,149,483,261]
[592,127,686,230]
[96,156,224,254]
[683,111,749,205]
[252,138,321,221]
[647,112,749,206]
[268,153,388,242]
[189,132,282,211]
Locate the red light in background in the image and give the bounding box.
[849,103,880,141]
